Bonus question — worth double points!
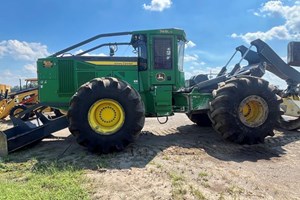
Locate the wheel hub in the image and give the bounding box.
[88,99,125,135]
[238,95,269,128]
[14,108,24,116]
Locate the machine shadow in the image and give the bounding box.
[3,125,300,171]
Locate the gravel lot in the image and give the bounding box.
[1,113,300,199]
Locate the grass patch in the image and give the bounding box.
[198,171,208,178]
[169,171,185,185]
[169,171,187,199]
[0,158,89,200]
[218,192,225,200]
[149,161,163,169]
[226,185,245,199]
[189,185,206,200]
[197,171,210,188]
[94,157,109,169]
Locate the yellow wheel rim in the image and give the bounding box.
[88,99,125,135]
[238,95,268,128]
[13,108,24,117]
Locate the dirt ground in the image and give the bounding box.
[1,113,300,200]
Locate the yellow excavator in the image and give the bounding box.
[0,79,38,120]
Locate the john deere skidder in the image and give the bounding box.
[1,28,300,155]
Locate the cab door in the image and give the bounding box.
[148,35,175,116]
[150,36,175,85]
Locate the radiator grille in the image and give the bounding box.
[58,60,75,95]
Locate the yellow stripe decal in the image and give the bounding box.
[86,61,137,66]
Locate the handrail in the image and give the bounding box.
[76,42,131,56]
[50,31,132,57]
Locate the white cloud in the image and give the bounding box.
[143,0,172,12]
[199,61,206,65]
[0,64,38,86]
[232,0,300,42]
[74,49,107,56]
[0,45,6,56]
[253,12,261,17]
[184,54,198,62]
[184,66,221,80]
[184,52,206,66]
[24,63,37,74]
[263,71,287,88]
[186,41,196,49]
[0,40,49,61]
[231,25,291,42]
[0,40,49,86]
[0,69,23,86]
[3,69,12,77]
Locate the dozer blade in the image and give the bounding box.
[0,115,68,156]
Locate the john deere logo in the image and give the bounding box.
[156,73,166,81]
[43,60,53,68]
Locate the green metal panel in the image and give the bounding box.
[113,71,139,91]
[37,58,71,108]
[152,85,173,116]
[77,72,96,86]
[172,92,188,113]
[186,92,212,112]
[58,60,75,96]
[172,90,212,113]
[97,71,112,78]
[37,57,141,110]
[76,62,95,70]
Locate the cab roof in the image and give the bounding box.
[132,28,187,41]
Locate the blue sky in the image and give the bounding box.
[0,0,299,88]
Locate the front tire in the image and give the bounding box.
[209,76,281,144]
[68,77,145,153]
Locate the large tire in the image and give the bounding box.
[68,77,145,153]
[10,105,30,121]
[209,76,281,144]
[186,112,212,127]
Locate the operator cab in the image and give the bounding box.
[131,29,187,116]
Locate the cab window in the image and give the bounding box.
[177,40,185,72]
[153,37,172,70]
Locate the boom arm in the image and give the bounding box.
[236,45,260,65]
[251,39,300,84]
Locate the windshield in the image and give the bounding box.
[177,40,185,71]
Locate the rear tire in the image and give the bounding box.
[186,112,212,127]
[209,76,281,144]
[68,77,145,153]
